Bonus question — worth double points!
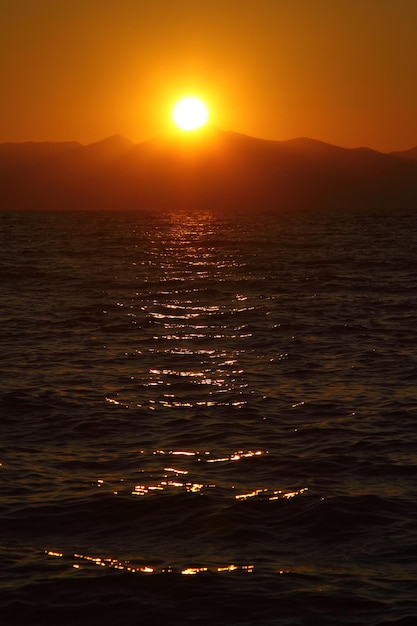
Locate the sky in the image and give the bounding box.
[1,0,417,151]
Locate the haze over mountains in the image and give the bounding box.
[1,128,417,211]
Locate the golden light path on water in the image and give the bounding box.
[103,212,271,415]
[41,212,309,579]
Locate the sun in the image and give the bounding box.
[172,97,209,131]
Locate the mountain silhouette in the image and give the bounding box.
[1,128,417,211]
[389,146,417,162]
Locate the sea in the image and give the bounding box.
[0,207,416,625]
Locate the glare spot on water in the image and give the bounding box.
[206,450,264,464]
[235,489,266,500]
[164,467,188,475]
[236,487,308,501]
[181,567,208,575]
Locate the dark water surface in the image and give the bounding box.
[1,208,417,625]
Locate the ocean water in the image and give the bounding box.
[0,207,416,625]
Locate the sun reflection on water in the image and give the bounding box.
[87,448,309,509]
[45,550,255,576]
[78,214,311,581]
[99,211,264,415]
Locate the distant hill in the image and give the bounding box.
[0,141,81,171]
[1,128,417,211]
[389,146,417,162]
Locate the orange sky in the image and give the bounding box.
[1,0,417,151]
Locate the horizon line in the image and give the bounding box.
[1,129,415,155]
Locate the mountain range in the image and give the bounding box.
[1,128,417,211]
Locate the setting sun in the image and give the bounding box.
[172,97,209,131]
